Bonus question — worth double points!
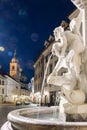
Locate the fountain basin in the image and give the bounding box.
[1,107,87,130]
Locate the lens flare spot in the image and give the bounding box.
[0,46,5,51]
[8,51,13,56]
[18,9,27,16]
[31,33,39,42]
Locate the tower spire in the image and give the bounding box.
[14,49,16,58]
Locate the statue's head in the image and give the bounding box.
[53,26,64,41]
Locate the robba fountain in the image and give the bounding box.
[1,0,87,130]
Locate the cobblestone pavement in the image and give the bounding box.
[0,103,37,129]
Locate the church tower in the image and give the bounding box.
[10,50,21,81]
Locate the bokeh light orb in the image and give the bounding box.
[8,51,13,56]
[18,9,27,16]
[0,46,5,51]
[31,33,39,42]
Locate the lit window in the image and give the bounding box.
[12,66,15,70]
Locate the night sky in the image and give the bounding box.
[0,0,76,82]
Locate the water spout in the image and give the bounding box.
[40,54,52,105]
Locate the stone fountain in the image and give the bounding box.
[1,0,87,130]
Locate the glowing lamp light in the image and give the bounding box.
[0,46,5,51]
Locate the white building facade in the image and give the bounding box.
[5,75,21,103]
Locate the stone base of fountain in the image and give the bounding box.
[66,114,87,122]
[64,103,87,122]
[1,107,87,130]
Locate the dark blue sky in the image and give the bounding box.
[0,0,76,81]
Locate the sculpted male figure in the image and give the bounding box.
[47,10,85,105]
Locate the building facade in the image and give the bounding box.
[5,75,21,103]
[0,68,20,103]
[34,54,44,93]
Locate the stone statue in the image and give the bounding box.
[47,11,84,82]
[47,10,87,120]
